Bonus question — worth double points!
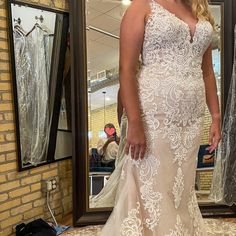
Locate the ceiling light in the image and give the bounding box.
[106,97,110,101]
[122,0,131,6]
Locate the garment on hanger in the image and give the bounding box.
[27,25,51,165]
[13,20,54,165]
[13,27,33,164]
[44,34,54,82]
[210,25,236,205]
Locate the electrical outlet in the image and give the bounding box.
[47,180,53,191]
[51,178,57,190]
[42,178,57,192]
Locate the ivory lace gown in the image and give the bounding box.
[101,1,213,235]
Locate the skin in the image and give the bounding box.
[119,0,221,160]
[117,89,123,126]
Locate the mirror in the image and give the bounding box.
[86,1,123,209]
[86,1,224,209]
[196,4,223,206]
[8,1,69,170]
[55,35,73,160]
[70,0,236,226]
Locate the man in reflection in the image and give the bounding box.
[97,123,120,167]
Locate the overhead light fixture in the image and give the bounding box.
[122,0,131,6]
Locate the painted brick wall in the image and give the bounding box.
[0,1,72,235]
[198,171,213,190]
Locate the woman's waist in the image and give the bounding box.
[137,70,205,91]
[137,71,206,110]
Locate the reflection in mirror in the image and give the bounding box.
[55,40,72,160]
[86,0,126,208]
[54,130,72,160]
[9,2,69,169]
[58,37,72,131]
[86,1,223,209]
[196,4,222,205]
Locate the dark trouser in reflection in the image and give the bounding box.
[102,159,116,170]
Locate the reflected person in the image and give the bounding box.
[97,123,120,167]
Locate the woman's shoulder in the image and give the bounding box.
[123,0,151,19]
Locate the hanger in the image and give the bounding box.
[26,15,48,36]
[13,18,26,36]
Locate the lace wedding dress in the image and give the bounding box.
[100,1,213,235]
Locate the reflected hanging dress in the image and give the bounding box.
[210,25,236,206]
[100,1,213,235]
[13,30,33,164]
[27,26,51,164]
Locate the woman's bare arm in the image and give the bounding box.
[119,0,149,160]
[117,89,123,126]
[202,45,221,153]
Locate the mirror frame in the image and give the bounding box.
[70,0,236,226]
[7,0,70,171]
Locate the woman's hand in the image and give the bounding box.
[125,120,146,160]
[208,117,221,153]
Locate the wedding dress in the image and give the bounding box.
[100,1,213,235]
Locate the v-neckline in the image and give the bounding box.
[152,0,200,44]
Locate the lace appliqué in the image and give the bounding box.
[121,202,143,236]
[140,155,162,230]
[159,82,204,208]
[165,215,190,236]
[188,186,205,235]
[131,153,163,231]
[172,167,184,209]
[127,113,162,231]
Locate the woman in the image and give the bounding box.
[97,123,120,166]
[101,0,221,235]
